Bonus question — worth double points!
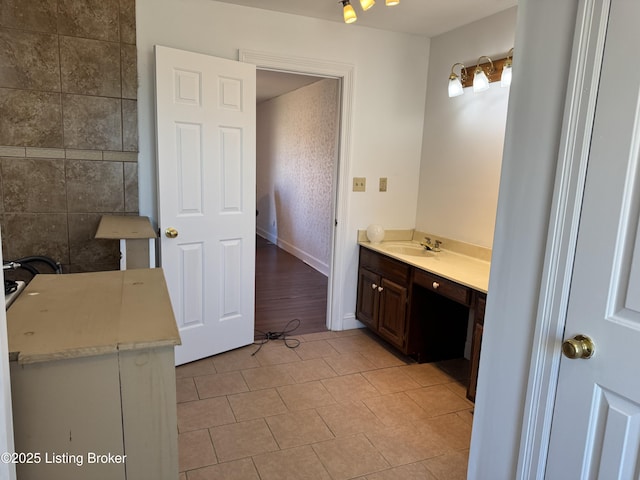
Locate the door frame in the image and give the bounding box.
[0,229,16,480]
[239,49,354,332]
[516,0,609,477]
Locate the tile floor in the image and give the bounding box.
[176,328,473,480]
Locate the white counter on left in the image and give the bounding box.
[8,269,180,364]
[7,269,180,480]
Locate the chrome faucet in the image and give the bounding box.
[420,237,442,252]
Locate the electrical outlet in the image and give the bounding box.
[353,177,366,192]
[379,177,388,192]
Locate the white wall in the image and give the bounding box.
[416,8,517,248]
[468,1,579,478]
[136,0,429,327]
[256,78,339,276]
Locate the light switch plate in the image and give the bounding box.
[353,177,366,192]
[379,177,388,192]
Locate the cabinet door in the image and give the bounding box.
[467,322,483,402]
[378,278,408,350]
[356,268,380,330]
[467,293,486,402]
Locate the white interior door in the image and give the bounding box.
[155,46,256,366]
[546,0,640,477]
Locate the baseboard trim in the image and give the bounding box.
[256,230,329,277]
[341,314,364,331]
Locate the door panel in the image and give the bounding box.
[155,46,256,366]
[175,122,203,214]
[179,242,204,327]
[546,0,640,476]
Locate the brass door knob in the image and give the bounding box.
[165,227,179,239]
[562,334,595,359]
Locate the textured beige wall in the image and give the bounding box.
[256,78,339,275]
[0,0,138,272]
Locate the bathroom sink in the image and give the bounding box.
[384,244,435,257]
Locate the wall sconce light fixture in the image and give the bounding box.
[448,48,514,98]
[340,0,399,24]
[501,48,514,87]
[340,0,357,23]
[448,63,468,98]
[473,56,494,93]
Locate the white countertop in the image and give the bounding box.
[359,240,491,293]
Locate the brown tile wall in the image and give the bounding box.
[0,0,138,272]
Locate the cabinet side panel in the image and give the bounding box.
[118,347,178,479]
[10,356,125,480]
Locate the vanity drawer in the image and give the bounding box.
[359,247,410,284]
[412,269,471,306]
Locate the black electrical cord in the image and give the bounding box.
[252,318,301,356]
[3,255,63,279]
[12,256,62,274]
[3,261,39,276]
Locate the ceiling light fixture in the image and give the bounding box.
[340,0,398,24]
[340,0,357,23]
[501,48,514,87]
[473,56,494,93]
[448,63,467,98]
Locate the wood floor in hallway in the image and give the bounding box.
[255,236,329,337]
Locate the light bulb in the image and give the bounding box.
[501,63,512,87]
[342,1,357,23]
[360,0,375,11]
[473,67,490,93]
[386,0,400,5]
[448,75,464,98]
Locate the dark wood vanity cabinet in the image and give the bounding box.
[356,248,410,351]
[467,291,486,402]
[357,246,487,400]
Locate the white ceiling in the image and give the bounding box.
[256,70,324,103]
[214,0,517,37]
[224,0,517,102]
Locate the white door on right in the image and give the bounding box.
[546,0,640,477]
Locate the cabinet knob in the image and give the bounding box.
[378,286,384,292]
[371,283,378,290]
[432,282,440,289]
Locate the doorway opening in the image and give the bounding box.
[240,49,355,336]
[254,69,341,337]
